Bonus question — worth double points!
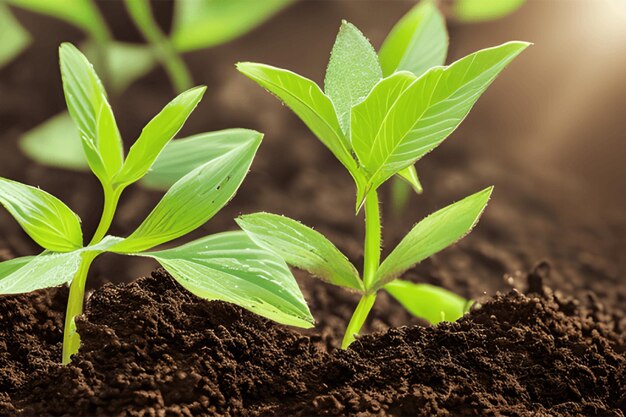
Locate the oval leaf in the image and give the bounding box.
[373,187,493,290]
[0,178,83,252]
[141,231,314,328]
[112,136,261,253]
[237,213,363,291]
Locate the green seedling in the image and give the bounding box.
[5,0,292,179]
[236,2,528,348]
[0,43,312,365]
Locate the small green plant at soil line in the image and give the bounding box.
[0,43,313,365]
[236,2,529,348]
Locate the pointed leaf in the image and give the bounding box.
[354,42,529,193]
[0,251,83,294]
[112,137,261,253]
[115,86,206,186]
[385,280,472,324]
[0,3,31,68]
[325,21,382,132]
[397,165,423,194]
[141,129,262,190]
[0,178,83,252]
[379,1,448,77]
[372,187,493,290]
[237,213,363,291]
[138,231,313,327]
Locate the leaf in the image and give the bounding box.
[115,86,206,186]
[171,0,293,52]
[379,1,448,77]
[353,42,529,194]
[111,136,261,253]
[236,213,363,291]
[453,0,526,23]
[141,129,262,190]
[19,113,88,171]
[0,256,34,278]
[0,3,31,68]
[0,177,83,252]
[137,231,313,327]
[385,280,472,324]
[324,21,382,133]
[372,187,493,290]
[59,43,124,183]
[397,165,423,194]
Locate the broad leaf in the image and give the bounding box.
[379,1,448,77]
[0,4,31,68]
[59,43,123,182]
[453,0,526,23]
[141,129,262,190]
[171,0,293,52]
[115,86,206,186]
[325,21,382,133]
[0,256,34,278]
[138,231,313,328]
[19,113,88,171]
[372,187,492,290]
[0,178,83,252]
[236,213,363,291]
[0,251,83,294]
[385,280,472,323]
[397,165,423,194]
[112,137,261,253]
[353,42,529,194]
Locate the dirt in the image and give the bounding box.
[0,1,625,415]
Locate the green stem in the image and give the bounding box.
[90,185,122,245]
[341,190,382,349]
[341,293,377,349]
[62,252,96,365]
[124,0,192,93]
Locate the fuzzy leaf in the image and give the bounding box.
[353,42,529,195]
[115,86,206,186]
[171,0,293,52]
[379,1,448,77]
[141,129,262,190]
[237,213,363,291]
[0,178,83,252]
[372,187,493,290]
[0,4,31,68]
[139,231,313,327]
[385,280,472,323]
[325,21,382,133]
[112,137,261,253]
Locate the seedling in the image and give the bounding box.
[0,43,312,365]
[236,2,528,348]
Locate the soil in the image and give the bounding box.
[0,1,625,416]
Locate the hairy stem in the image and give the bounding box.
[342,190,381,348]
[62,252,96,364]
[124,0,192,93]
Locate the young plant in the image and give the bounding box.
[236,2,528,348]
[0,43,312,365]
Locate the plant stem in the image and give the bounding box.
[90,185,122,245]
[341,190,382,349]
[124,0,192,93]
[62,252,96,365]
[341,293,376,349]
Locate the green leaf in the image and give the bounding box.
[0,177,83,252]
[397,165,423,194]
[379,1,448,77]
[0,251,83,294]
[0,3,31,68]
[19,113,88,171]
[138,231,313,328]
[236,213,363,291]
[59,43,124,183]
[453,0,526,23]
[0,256,34,278]
[236,63,360,179]
[115,86,206,186]
[385,280,472,324]
[353,42,529,195]
[141,129,261,190]
[171,0,293,52]
[112,136,261,253]
[372,187,492,290]
[325,21,382,133]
